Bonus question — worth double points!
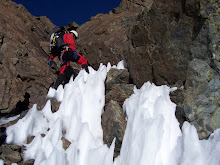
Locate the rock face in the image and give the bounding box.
[0,0,56,115]
[76,11,139,69]
[184,59,220,139]
[127,0,194,87]
[183,0,220,139]
[76,0,220,139]
[0,0,219,161]
[114,0,153,13]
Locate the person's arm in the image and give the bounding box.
[76,54,87,65]
[48,54,54,67]
[77,54,89,73]
[50,54,55,62]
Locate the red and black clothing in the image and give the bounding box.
[50,32,88,89]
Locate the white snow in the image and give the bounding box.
[3,61,220,165]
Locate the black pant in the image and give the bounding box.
[54,51,80,89]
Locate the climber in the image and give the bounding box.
[49,26,89,89]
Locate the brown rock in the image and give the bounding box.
[105,84,134,107]
[127,0,194,88]
[27,136,35,144]
[102,68,133,158]
[6,150,21,163]
[50,99,61,113]
[77,11,139,70]
[0,144,22,163]
[105,68,130,93]
[113,0,154,13]
[0,0,56,114]
[102,100,126,158]
[62,137,71,150]
[20,159,35,165]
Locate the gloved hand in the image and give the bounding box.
[48,61,53,67]
[82,64,89,73]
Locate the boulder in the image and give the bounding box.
[105,84,134,107]
[62,137,71,150]
[0,144,22,164]
[105,68,134,107]
[102,100,127,158]
[105,68,130,93]
[102,68,133,157]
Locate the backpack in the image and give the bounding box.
[50,26,67,56]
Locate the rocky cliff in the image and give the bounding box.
[0,0,56,115]
[0,0,219,163]
[76,0,220,139]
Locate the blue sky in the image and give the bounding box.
[12,0,122,26]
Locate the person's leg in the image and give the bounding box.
[64,65,80,84]
[54,74,64,89]
[76,54,87,66]
[63,51,89,73]
[76,54,89,73]
[54,60,69,89]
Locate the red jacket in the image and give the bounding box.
[50,33,87,66]
[63,33,76,52]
